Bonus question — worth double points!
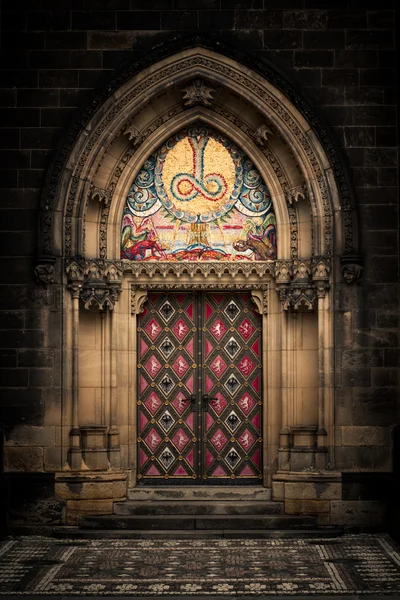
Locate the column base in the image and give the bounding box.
[272,471,342,525]
[55,471,127,525]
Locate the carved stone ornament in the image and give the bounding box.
[34,258,55,285]
[312,257,331,282]
[251,289,268,315]
[131,286,148,315]
[181,79,215,107]
[292,259,311,281]
[285,185,307,206]
[90,186,111,205]
[253,124,273,147]
[275,260,292,284]
[123,123,141,144]
[65,259,122,310]
[340,255,363,284]
[275,257,331,310]
[123,260,274,280]
[281,282,316,311]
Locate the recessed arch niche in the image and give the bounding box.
[38,37,361,504]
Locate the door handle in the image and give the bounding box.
[182,394,197,411]
[202,394,218,410]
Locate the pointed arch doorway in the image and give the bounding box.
[44,37,361,522]
[137,290,263,484]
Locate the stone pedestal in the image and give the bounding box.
[55,471,127,525]
[80,426,108,471]
[272,471,342,525]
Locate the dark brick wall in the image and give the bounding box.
[0,1,398,484]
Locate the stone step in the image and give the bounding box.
[55,527,342,540]
[114,500,284,516]
[127,486,271,502]
[80,514,317,531]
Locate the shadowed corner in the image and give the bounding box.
[389,424,400,542]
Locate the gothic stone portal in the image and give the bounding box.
[137,292,263,484]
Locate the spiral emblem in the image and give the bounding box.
[170,137,227,203]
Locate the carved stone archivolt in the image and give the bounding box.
[40,37,359,265]
[66,259,122,311]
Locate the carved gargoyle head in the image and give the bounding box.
[340,255,363,284]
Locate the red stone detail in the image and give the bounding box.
[251,339,259,357]
[205,374,214,393]
[171,428,190,452]
[139,412,148,431]
[140,375,148,393]
[206,412,214,431]
[252,412,260,430]
[206,303,213,320]
[139,449,148,467]
[239,464,254,476]
[173,464,188,476]
[185,374,194,393]
[144,355,162,377]
[144,428,162,452]
[175,293,186,305]
[172,318,189,341]
[251,376,260,393]
[148,293,161,305]
[140,338,149,357]
[251,448,261,467]
[210,319,227,341]
[238,392,255,415]
[238,318,255,341]
[186,412,194,431]
[206,449,214,468]
[209,355,227,378]
[186,303,193,320]
[238,355,255,378]
[146,464,161,476]
[211,465,226,476]
[185,338,194,357]
[144,392,163,415]
[210,428,228,452]
[209,392,228,415]
[213,294,225,304]
[205,339,214,355]
[186,448,194,467]
[172,355,189,378]
[145,318,162,341]
[238,429,256,451]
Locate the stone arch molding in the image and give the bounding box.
[38,36,362,294]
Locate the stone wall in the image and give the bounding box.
[0,1,398,531]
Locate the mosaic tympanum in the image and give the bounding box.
[121,125,276,261]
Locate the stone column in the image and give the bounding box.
[130,287,148,486]
[313,258,331,470]
[68,281,83,470]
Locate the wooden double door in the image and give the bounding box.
[137,292,262,484]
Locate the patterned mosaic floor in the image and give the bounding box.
[1,534,400,596]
